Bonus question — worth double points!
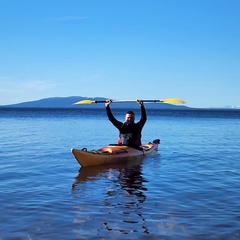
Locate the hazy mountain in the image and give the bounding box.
[0,96,189,109]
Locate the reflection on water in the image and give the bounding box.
[118,163,147,204]
[72,160,150,236]
[104,163,149,235]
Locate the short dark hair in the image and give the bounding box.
[126,110,135,115]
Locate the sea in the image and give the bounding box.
[0,107,239,240]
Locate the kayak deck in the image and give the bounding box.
[71,139,160,167]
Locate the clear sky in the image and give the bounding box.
[0,0,239,108]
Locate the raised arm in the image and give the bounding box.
[137,99,147,125]
[105,99,123,129]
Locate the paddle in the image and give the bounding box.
[73,98,186,105]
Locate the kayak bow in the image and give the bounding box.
[71,139,160,167]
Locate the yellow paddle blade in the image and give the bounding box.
[73,99,95,105]
[161,98,186,104]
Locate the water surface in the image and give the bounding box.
[0,108,239,239]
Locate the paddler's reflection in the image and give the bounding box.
[103,163,149,234]
[117,164,147,203]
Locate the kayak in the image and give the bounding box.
[71,139,160,167]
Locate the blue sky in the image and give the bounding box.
[0,0,239,108]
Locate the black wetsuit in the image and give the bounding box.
[106,105,147,148]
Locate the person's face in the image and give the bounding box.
[125,113,135,124]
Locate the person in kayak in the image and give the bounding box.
[105,99,147,149]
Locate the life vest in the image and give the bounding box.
[118,133,133,145]
[117,123,141,146]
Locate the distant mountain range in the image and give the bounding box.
[0,96,189,109]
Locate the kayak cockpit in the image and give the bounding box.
[97,146,128,154]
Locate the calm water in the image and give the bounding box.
[0,107,240,240]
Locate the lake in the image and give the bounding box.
[0,107,239,239]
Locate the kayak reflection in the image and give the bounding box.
[72,159,148,203]
[72,158,146,187]
[71,159,150,235]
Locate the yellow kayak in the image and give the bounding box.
[71,139,160,167]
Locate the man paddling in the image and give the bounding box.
[105,99,147,149]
